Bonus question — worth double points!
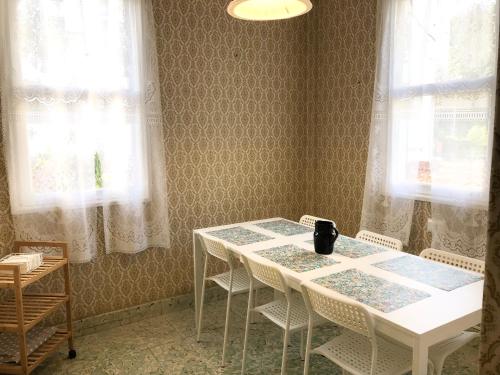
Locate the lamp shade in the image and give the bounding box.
[227,0,313,21]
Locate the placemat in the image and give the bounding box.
[254,219,313,236]
[305,235,388,258]
[256,244,339,273]
[373,255,483,291]
[313,269,431,313]
[206,227,273,246]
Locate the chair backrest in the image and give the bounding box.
[301,280,375,340]
[299,215,336,229]
[202,236,232,265]
[355,230,403,251]
[242,253,288,294]
[420,248,485,275]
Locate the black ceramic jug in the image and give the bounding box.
[314,220,339,255]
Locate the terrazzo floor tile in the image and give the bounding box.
[32,292,480,374]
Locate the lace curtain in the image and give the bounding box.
[0,0,170,262]
[361,0,499,258]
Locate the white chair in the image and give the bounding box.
[299,214,336,229]
[301,280,418,375]
[420,248,485,274]
[197,237,264,366]
[355,230,403,251]
[241,253,321,375]
[420,248,483,375]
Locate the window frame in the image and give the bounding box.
[4,0,151,214]
[385,2,497,208]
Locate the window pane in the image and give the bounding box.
[26,100,143,196]
[393,0,497,87]
[391,90,493,203]
[388,0,497,205]
[15,0,137,91]
[432,93,491,191]
[6,0,148,210]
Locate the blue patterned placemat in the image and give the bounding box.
[373,255,483,291]
[256,244,339,273]
[254,219,313,236]
[305,235,388,258]
[313,269,431,313]
[206,227,273,246]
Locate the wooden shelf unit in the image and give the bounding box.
[0,331,70,375]
[0,257,67,289]
[0,295,69,332]
[0,242,75,375]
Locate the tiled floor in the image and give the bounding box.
[34,292,480,374]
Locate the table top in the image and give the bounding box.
[194,218,484,339]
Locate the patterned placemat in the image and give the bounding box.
[305,235,388,258]
[254,219,313,236]
[206,227,273,246]
[373,255,483,291]
[256,244,339,273]
[313,269,431,313]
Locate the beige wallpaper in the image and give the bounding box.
[479,40,500,374]
[0,0,309,320]
[307,0,432,253]
[0,0,432,320]
[306,0,378,237]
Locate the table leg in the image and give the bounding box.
[412,339,429,375]
[193,232,204,329]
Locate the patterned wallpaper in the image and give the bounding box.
[0,0,309,319]
[0,0,433,320]
[479,40,500,374]
[307,0,432,254]
[306,0,377,237]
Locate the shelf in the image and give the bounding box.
[0,243,73,375]
[0,330,70,375]
[0,295,68,333]
[0,257,67,289]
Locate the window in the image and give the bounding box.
[388,0,498,207]
[1,0,149,213]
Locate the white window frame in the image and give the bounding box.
[3,0,151,214]
[386,5,497,208]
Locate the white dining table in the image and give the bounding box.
[192,218,483,375]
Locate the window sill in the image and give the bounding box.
[11,189,151,215]
[388,187,489,210]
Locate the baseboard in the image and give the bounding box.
[71,287,227,337]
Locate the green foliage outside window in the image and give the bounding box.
[94,152,103,189]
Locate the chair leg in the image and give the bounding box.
[241,285,254,375]
[251,287,259,323]
[300,328,305,360]
[433,357,445,375]
[196,257,208,342]
[281,301,292,375]
[250,287,256,324]
[222,272,234,367]
[303,317,313,375]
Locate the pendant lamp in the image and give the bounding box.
[227,0,313,21]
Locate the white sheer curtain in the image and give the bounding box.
[361,0,498,258]
[0,0,169,262]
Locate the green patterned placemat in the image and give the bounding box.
[305,235,388,258]
[256,244,338,272]
[207,227,273,246]
[314,269,431,313]
[373,255,483,291]
[254,219,313,236]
